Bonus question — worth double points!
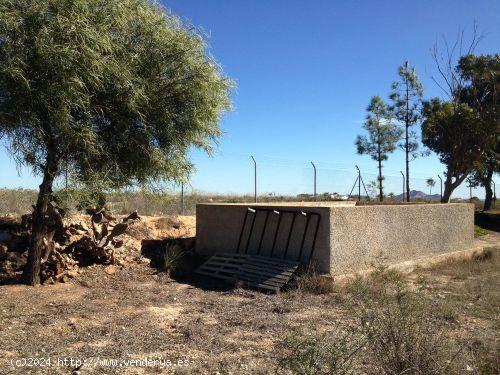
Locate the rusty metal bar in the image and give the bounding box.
[236,208,250,253]
[283,212,298,259]
[269,210,282,258]
[244,208,257,254]
[308,214,321,267]
[256,210,270,255]
[298,213,311,262]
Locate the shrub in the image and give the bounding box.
[276,330,364,375]
[294,271,337,295]
[349,268,463,374]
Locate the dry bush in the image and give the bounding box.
[0,188,37,215]
[278,266,492,374]
[346,267,480,374]
[276,330,364,375]
[293,271,337,294]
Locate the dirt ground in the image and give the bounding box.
[0,216,499,374]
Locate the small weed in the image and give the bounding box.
[293,269,337,294]
[160,241,199,278]
[474,225,488,237]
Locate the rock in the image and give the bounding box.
[0,231,13,243]
[104,265,117,275]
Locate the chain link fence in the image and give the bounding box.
[1,153,497,216]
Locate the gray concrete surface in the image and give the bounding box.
[196,202,474,275]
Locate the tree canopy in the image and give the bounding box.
[0,0,232,187]
[421,99,490,202]
[458,54,499,209]
[0,0,232,284]
[422,53,498,204]
[390,61,425,202]
[356,96,402,201]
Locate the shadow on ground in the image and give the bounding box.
[140,238,234,292]
[475,211,500,233]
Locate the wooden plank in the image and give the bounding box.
[240,263,296,276]
[248,254,299,266]
[196,252,299,292]
[238,268,291,281]
[238,275,286,288]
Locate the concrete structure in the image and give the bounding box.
[196,202,474,275]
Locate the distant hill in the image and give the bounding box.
[394,190,441,201]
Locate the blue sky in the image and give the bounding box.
[1,0,499,197]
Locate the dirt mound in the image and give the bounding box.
[0,212,196,284]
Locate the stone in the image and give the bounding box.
[104,265,117,275]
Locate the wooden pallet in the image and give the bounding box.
[196,253,300,292]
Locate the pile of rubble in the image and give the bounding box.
[0,207,143,284]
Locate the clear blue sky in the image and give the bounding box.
[1,0,499,197]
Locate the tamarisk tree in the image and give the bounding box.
[356,96,402,201]
[390,61,424,202]
[421,99,490,202]
[0,0,232,285]
[458,54,499,210]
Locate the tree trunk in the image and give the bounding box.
[22,152,58,285]
[378,159,383,202]
[376,134,383,202]
[405,70,410,203]
[441,172,468,203]
[483,168,494,211]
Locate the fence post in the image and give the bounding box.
[356,165,361,201]
[251,155,257,203]
[311,162,317,201]
[467,178,472,202]
[438,175,443,202]
[400,171,405,202]
[180,182,184,215]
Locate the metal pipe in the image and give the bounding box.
[245,209,257,254]
[251,155,257,203]
[311,162,317,201]
[438,175,443,202]
[256,210,270,255]
[467,178,472,202]
[400,171,405,202]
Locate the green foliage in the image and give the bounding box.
[422,53,498,202]
[356,97,402,162]
[426,177,436,196]
[356,96,402,200]
[474,225,488,237]
[390,61,425,160]
[0,0,233,187]
[458,54,499,209]
[421,100,490,181]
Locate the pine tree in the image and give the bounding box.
[390,61,424,202]
[356,97,402,201]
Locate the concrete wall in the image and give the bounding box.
[196,202,474,275]
[328,203,474,274]
[196,203,340,273]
